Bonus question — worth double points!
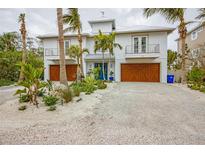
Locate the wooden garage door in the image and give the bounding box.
[50,64,77,81]
[121,63,160,82]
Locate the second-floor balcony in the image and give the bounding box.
[44,48,71,59]
[125,44,160,58]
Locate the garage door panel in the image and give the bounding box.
[121,63,160,82]
[50,65,77,81]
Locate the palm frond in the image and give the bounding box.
[196,8,205,20]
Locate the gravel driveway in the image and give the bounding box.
[0,82,205,144]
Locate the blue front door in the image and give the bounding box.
[94,63,108,80]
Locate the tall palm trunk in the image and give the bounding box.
[77,28,84,79]
[76,57,81,83]
[109,53,111,79]
[179,19,187,84]
[19,18,27,82]
[57,8,67,86]
[102,51,105,80]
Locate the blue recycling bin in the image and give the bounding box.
[167,74,174,83]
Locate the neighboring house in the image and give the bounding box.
[38,17,174,83]
[176,22,205,69]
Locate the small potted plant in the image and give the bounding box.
[109,71,114,81]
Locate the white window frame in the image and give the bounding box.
[64,40,70,55]
[191,31,198,40]
[132,36,148,53]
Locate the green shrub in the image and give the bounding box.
[0,51,21,81]
[37,88,46,97]
[72,86,81,96]
[56,87,72,103]
[187,67,205,84]
[19,94,30,103]
[96,80,107,89]
[0,79,15,87]
[18,105,27,111]
[43,95,59,106]
[47,105,56,111]
[0,51,43,82]
[81,76,97,94]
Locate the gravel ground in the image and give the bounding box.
[0,82,205,144]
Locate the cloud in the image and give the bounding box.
[0,8,199,50]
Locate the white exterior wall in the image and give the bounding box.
[42,32,168,83]
[43,36,87,80]
[90,22,113,33]
[114,32,168,83]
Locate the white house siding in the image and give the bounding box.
[90,22,113,33]
[114,32,167,83]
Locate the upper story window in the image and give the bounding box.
[191,26,203,41]
[191,48,200,59]
[64,40,70,50]
[133,36,148,53]
[191,31,197,40]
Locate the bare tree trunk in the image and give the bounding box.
[19,21,27,82]
[57,8,67,86]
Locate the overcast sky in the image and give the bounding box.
[0,8,200,50]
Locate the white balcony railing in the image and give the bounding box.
[125,44,160,54]
[45,48,69,56]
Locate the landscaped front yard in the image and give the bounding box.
[0,82,205,144]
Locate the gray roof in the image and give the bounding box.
[115,25,175,34]
[37,25,174,39]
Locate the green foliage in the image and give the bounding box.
[18,105,27,111]
[0,32,19,51]
[67,45,89,61]
[96,80,107,89]
[0,51,43,82]
[16,63,45,107]
[19,94,30,103]
[37,88,46,97]
[70,75,107,95]
[0,51,22,81]
[187,67,205,92]
[167,49,177,70]
[81,76,97,94]
[0,79,15,87]
[187,67,205,84]
[56,87,73,103]
[91,66,100,79]
[47,105,56,111]
[72,85,81,97]
[43,95,59,106]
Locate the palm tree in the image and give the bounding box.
[18,13,27,82]
[107,32,122,78]
[63,9,84,78]
[57,8,67,85]
[196,8,205,20]
[144,8,190,84]
[67,45,89,82]
[94,30,108,80]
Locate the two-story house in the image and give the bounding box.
[176,22,205,69]
[38,17,174,83]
